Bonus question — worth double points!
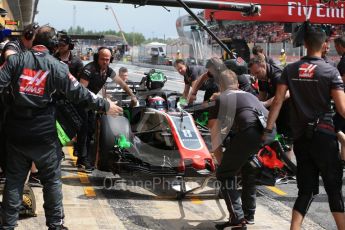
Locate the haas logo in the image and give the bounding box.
[299,64,317,79]
[19,68,49,96]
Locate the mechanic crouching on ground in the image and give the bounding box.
[265,24,345,230]
[0,26,122,230]
[207,69,273,230]
[75,47,137,172]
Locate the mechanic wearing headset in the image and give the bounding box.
[0,26,122,230]
[54,34,84,160]
[0,23,41,185]
[0,23,39,64]
[207,69,272,229]
[55,34,84,80]
[75,47,137,173]
[174,59,219,103]
[265,25,345,229]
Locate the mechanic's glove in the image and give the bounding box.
[130,96,138,107]
[209,92,220,102]
[107,100,123,116]
[262,128,277,145]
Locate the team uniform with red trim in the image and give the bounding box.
[0,45,109,229]
[278,56,344,216]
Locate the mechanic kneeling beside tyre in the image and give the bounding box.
[207,67,274,230]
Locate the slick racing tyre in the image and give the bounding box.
[98,115,114,171]
[98,116,131,171]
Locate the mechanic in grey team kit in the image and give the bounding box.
[207,69,272,230]
[74,47,137,172]
[0,26,122,230]
[265,24,345,229]
[174,59,219,102]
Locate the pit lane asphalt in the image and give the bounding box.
[10,62,329,230]
[112,62,332,229]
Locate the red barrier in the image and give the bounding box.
[205,0,345,24]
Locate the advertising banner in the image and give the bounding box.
[204,0,345,24]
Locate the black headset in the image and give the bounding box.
[46,27,59,52]
[24,23,39,40]
[93,46,114,63]
[59,35,74,50]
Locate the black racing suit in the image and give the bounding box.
[0,45,109,229]
[0,39,27,173]
[209,90,268,223]
[75,61,116,166]
[279,56,344,216]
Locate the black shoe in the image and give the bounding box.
[77,161,94,174]
[215,220,247,230]
[244,216,255,225]
[48,224,68,230]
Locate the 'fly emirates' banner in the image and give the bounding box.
[204,0,345,24]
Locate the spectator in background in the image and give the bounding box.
[279,49,287,67]
[322,38,336,67]
[176,50,183,60]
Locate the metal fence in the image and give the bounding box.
[133,40,342,66]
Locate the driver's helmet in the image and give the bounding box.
[148,96,166,111]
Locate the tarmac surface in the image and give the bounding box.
[4,62,333,230]
[12,146,325,230]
